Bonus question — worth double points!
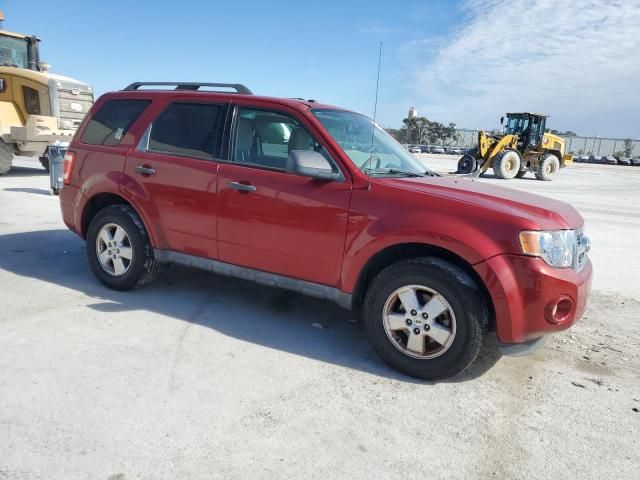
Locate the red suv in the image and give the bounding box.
[59,82,592,379]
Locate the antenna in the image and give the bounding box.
[367,41,383,162]
[372,41,383,125]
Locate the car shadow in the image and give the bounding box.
[4,165,48,177]
[479,172,537,181]
[4,187,51,196]
[0,229,501,383]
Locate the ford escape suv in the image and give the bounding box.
[59,82,592,380]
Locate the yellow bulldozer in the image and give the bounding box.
[456,112,573,181]
[0,11,93,174]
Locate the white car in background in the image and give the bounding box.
[408,146,422,153]
[431,146,445,154]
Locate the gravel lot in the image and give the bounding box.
[1,155,639,479]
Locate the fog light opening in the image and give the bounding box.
[545,296,574,324]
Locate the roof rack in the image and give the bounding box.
[123,82,253,95]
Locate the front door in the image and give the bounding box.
[216,106,352,286]
[122,100,227,259]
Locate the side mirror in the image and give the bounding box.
[287,150,340,181]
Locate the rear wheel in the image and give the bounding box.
[535,153,560,181]
[492,149,521,179]
[363,257,487,380]
[39,156,50,173]
[0,140,13,175]
[86,205,159,290]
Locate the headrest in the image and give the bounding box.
[288,128,314,152]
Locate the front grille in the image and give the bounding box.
[573,227,589,272]
[55,81,94,131]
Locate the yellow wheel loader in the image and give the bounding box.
[456,113,573,181]
[0,14,93,174]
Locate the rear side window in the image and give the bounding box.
[23,86,41,114]
[148,102,222,160]
[81,99,150,146]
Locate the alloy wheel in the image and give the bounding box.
[95,223,133,276]
[382,284,457,359]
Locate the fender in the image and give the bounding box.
[339,194,517,293]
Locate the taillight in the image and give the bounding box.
[63,150,76,185]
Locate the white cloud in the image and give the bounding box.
[406,0,640,137]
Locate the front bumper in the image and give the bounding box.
[474,254,593,344]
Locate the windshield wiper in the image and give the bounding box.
[367,168,425,177]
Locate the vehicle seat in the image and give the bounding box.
[235,118,256,162]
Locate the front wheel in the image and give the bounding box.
[492,149,521,179]
[86,205,159,290]
[535,153,560,181]
[363,258,487,380]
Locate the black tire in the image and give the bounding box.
[39,156,50,173]
[535,153,560,181]
[86,205,159,290]
[492,149,521,179]
[457,154,478,174]
[0,139,13,175]
[363,257,488,380]
[515,169,527,178]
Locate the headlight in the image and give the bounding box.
[519,230,576,268]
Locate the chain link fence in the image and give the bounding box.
[451,129,640,157]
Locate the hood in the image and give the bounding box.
[0,66,91,88]
[375,175,583,230]
[47,72,92,87]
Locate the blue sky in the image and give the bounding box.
[4,0,640,137]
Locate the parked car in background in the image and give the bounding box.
[616,157,630,166]
[420,145,430,153]
[602,155,617,165]
[448,147,463,155]
[409,146,422,153]
[431,146,445,154]
[59,81,592,380]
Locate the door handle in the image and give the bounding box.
[228,181,256,192]
[135,165,156,176]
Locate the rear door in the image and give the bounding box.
[216,104,352,286]
[121,98,227,259]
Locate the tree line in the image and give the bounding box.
[385,116,459,145]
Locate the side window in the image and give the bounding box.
[233,107,336,172]
[23,86,41,115]
[81,99,150,147]
[147,102,222,160]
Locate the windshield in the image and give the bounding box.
[505,115,529,135]
[0,35,29,69]
[312,109,429,177]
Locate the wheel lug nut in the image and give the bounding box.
[410,310,417,316]
[413,328,420,335]
[422,312,428,319]
[424,324,430,331]
[405,319,412,326]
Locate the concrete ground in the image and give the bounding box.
[1,156,638,479]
